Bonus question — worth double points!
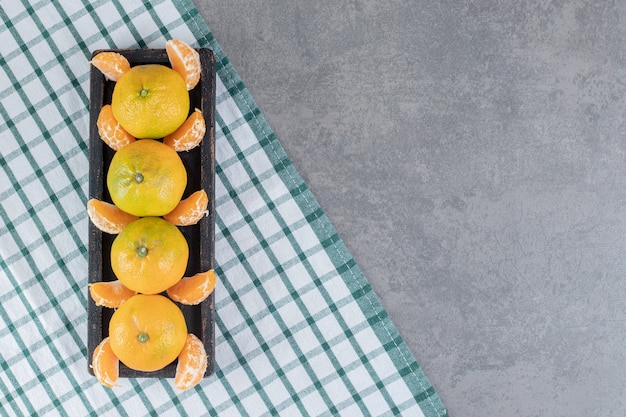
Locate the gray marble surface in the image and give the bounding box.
[193,1,626,415]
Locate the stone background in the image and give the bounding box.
[193,1,626,415]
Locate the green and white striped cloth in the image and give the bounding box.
[0,0,448,415]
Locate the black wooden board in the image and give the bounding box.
[87,48,216,379]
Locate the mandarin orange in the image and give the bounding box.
[108,294,188,372]
[107,139,187,217]
[112,64,189,138]
[110,217,189,295]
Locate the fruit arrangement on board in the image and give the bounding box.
[87,39,214,391]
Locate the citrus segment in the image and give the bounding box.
[87,198,139,234]
[92,337,119,388]
[91,52,130,82]
[163,190,209,226]
[174,333,207,390]
[111,217,189,295]
[109,294,188,372]
[97,105,136,150]
[89,280,137,308]
[163,109,206,152]
[112,64,189,138]
[166,270,216,305]
[107,139,187,217]
[166,39,201,90]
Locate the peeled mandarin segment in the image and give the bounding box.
[163,189,209,226]
[166,269,216,305]
[97,105,135,151]
[88,280,137,308]
[91,52,130,82]
[163,109,206,152]
[92,337,119,388]
[166,39,201,90]
[87,198,139,234]
[174,333,207,391]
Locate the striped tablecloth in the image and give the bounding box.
[0,0,447,415]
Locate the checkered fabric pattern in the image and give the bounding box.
[0,0,448,416]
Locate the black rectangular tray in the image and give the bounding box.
[87,48,216,379]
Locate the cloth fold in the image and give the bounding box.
[0,0,447,416]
